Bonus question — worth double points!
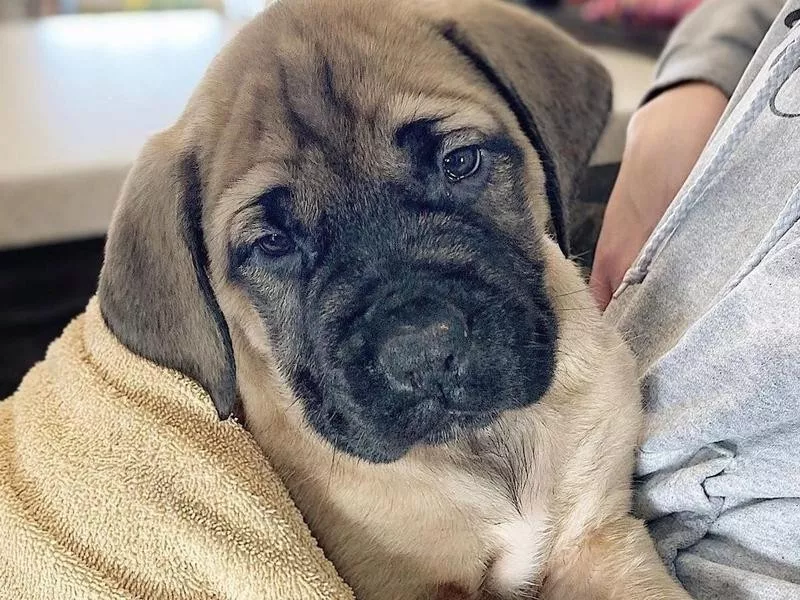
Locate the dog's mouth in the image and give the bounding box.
[291,257,558,463]
[320,402,501,464]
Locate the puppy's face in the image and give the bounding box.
[99,0,612,464]
[226,98,557,464]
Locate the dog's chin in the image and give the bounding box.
[314,404,501,464]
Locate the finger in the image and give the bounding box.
[589,268,613,310]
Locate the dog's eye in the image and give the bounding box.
[442,146,481,181]
[257,227,294,257]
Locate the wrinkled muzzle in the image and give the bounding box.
[295,207,558,463]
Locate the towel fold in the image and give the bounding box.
[0,298,354,600]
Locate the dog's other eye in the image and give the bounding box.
[442,146,481,181]
[257,227,294,257]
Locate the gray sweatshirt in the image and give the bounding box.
[606,2,800,598]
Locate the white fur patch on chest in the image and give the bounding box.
[487,511,548,596]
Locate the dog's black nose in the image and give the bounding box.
[375,298,468,398]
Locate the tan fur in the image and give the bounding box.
[227,242,687,600]
[99,0,693,598]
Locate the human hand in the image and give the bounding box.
[590,82,728,309]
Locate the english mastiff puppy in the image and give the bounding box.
[99,0,691,598]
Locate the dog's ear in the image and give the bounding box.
[98,132,239,420]
[433,0,612,256]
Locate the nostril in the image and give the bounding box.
[403,370,420,389]
[370,297,470,393]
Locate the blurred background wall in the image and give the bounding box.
[1,1,223,19]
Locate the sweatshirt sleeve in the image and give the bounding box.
[646,0,785,101]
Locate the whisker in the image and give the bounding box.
[552,286,590,298]
[326,444,338,497]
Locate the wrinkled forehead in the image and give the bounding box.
[201,0,511,225]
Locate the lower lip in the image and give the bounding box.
[419,410,497,445]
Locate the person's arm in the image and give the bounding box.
[590,0,785,309]
[647,0,785,101]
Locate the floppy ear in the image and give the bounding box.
[433,0,612,256]
[98,132,239,420]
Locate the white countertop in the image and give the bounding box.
[0,10,654,249]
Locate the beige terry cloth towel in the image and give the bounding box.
[0,298,354,600]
